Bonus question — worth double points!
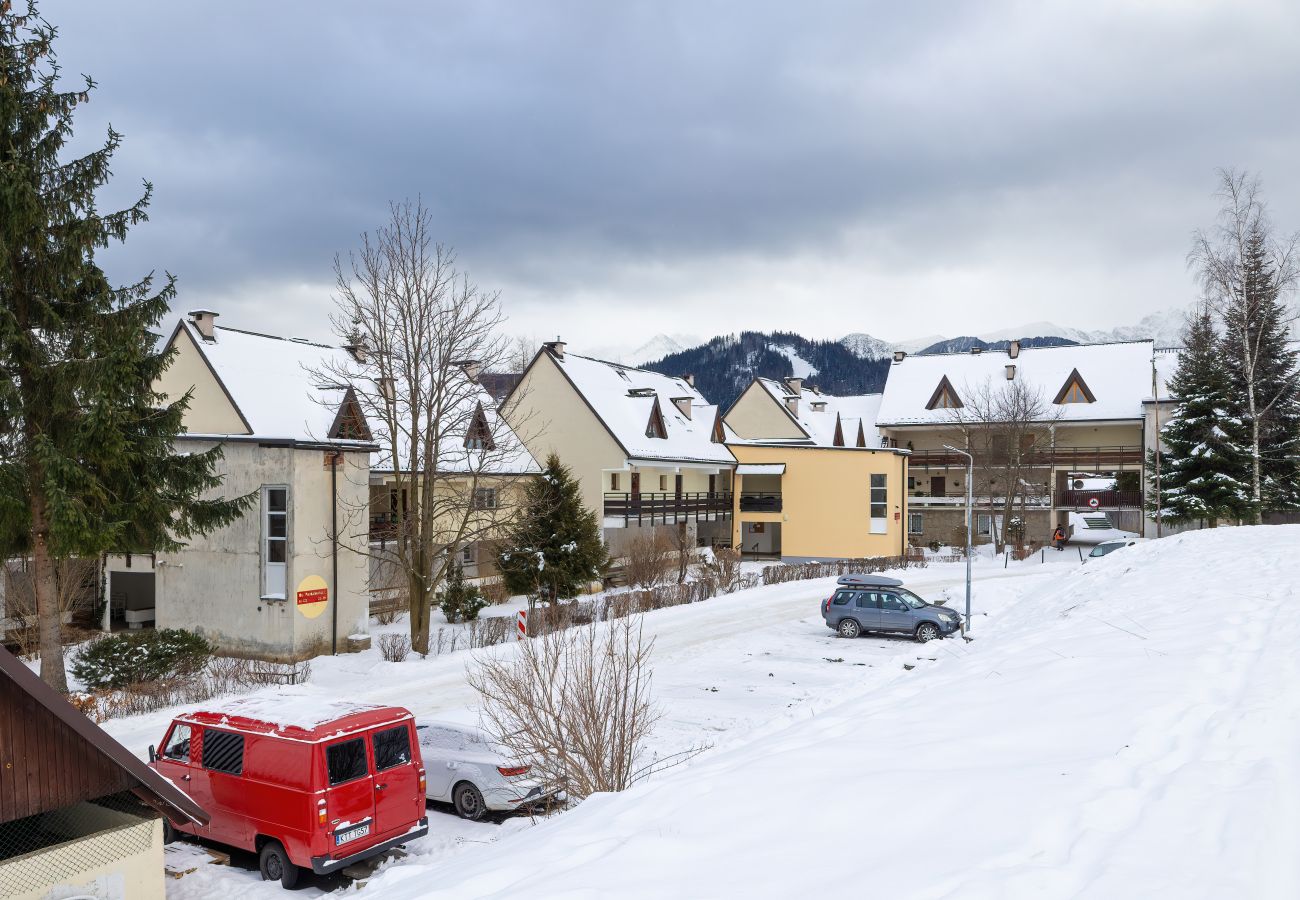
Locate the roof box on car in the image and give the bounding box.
[836,574,903,587]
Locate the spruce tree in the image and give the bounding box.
[497,453,607,610]
[0,4,251,690]
[1147,308,1253,527]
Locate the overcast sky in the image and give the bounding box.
[43,0,1300,351]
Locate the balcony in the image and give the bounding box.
[1061,489,1143,509]
[603,492,733,527]
[910,493,1050,508]
[906,445,1144,470]
[738,492,782,513]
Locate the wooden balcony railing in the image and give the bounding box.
[603,492,733,527]
[906,446,1144,470]
[738,492,782,513]
[1061,490,1143,509]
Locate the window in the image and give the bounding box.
[895,589,927,609]
[262,486,288,598]
[870,474,888,534]
[658,475,667,491]
[461,544,474,564]
[908,512,924,535]
[879,593,909,612]
[977,514,992,536]
[1061,382,1088,403]
[854,592,875,609]
[645,397,668,439]
[925,375,963,410]
[201,729,244,775]
[464,403,496,451]
[327,738,369,785]
[1053,368,1096,405]
[472,487,497,510]
[163,724,192,761]
[610,473,621,491]
[831,590,854,606]
[373,725,412,772]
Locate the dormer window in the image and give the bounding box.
[328,387,373,441]
[464,403,496,450]
[832,413,845,447]
[925,375,963,410]
[1053,368,1096,405]
[645,396,668,439]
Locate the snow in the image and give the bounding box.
[191,693,395,733]
[549,351,734,464]
[745,376,883,447]
[769,343,818,379]
[839,332,893,359]
[877,340,1158,426]
[587,333,702,366]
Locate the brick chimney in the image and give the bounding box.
[188,309,219,342]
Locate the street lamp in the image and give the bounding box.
[943,444,974,637]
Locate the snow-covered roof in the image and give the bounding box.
[174,319,373,446]
[876,341,1158,426]
[1149,348,1181,403]
[747,378,884,448]
[546,351,735,465]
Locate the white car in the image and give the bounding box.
[415,719,552,820]
[1086,537,1146,561]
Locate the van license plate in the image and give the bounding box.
[335,823,370,846]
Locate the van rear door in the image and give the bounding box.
[323,736,376,854]
[370,722,420,839]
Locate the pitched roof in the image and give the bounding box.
[876,341,1157,426]
[0,645,209,826]
[742,378,884,448]
[541,351,736,464]
[172,320,375,447]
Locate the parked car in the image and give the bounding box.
[1086,537,1146,561]
[416,719,554,820]
[821,574,961,642]
[149,697,428,888]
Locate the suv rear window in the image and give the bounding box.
[201,729,244,775]
[327,738,369,785]
[831,590,854,606]
[373,725,412,771]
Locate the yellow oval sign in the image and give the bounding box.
[295,574,329,619]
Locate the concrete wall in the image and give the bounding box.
[724,381,805,440]
[729,444,908,560]
[154,325,248,435]
[106,440,371,661]
[0,807,165,900]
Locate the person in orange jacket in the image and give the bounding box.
[1052,525,1066,550]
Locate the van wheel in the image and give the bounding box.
[837,619,861,639]
[259,840,300,889]
[162,820,177,845]
[453,782,487,821]
[915,622,939,643]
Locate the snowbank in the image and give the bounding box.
[373,526,1300,899]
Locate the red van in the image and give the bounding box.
[149,696,428,888]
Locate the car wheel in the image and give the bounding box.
[258,840,300,889]
[453,781,488,821]
[915,622,939,643]
[837,619,861,639]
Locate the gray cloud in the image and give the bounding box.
[43,0,1300,348]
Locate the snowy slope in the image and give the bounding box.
[840,332,893,359]
[589,334,702,366]
[384,527,1300,900]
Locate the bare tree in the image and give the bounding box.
[948,378,1061,553]
[671,523,696,584]
[315,199,539,655]
[468,617,659,801]
[623,530,674,590]
[506,334,540,374]
[1191,169,1300,523]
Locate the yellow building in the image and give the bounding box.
[724,377,908,560]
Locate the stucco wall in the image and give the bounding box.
[723,381,805,440]
[729,444,908,560]
[154,325,248,435]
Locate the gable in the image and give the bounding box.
[832,413,845,447]
[645,396,668,439]
[463,402,496,450]
[925,375,963,410]
[155,322,252,435]
[856,421,867,448]
[1053,368,1096,405]
[327,387,373,442]
[722,380,809,441]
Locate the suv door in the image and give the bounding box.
[370,723,419,840]
[877,592,914,632]
[324,736,376,854]
[852,591,881,632]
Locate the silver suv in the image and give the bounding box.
[820,574,961,642]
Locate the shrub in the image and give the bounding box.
[377,632,411,662]
[438,563,488,623]
[72,629,214,691]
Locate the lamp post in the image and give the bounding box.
[943,444,974,636]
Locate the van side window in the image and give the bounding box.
[327,738,369,785]
[373,725,412,771]
[201,729,244,775]
[163,724,192,761]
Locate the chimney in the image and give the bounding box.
[681,373,695,387]
[543,337,566,359]
[672,397,692,419]
[893,350,907,363]
[377,376,396,403]
[188,309,219,341]
[784,397,799,415]
[783,377,803,395]
[1005,364,1016,380]
[810,400,828,412]
[1008,339,1021,359]
[344,338,368,364]
[457,359,483,382]
[970,347,983,355]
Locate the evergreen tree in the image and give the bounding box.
[497,454,607,610]
[1147,308,1253,527]
[0,4,251,690]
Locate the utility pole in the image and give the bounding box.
[944,444,974,637]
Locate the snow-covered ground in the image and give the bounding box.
[103,528,1299,898]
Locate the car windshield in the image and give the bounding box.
[1090,544,1115,557]
[894,589,927,609]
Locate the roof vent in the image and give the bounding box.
[672,397,692,419]
[543,338,566,359]
[1008,339,1021,359]
[893,350,906,363]
[628,387,656,398]
[783,377,803,395]
[1005,364,1016,380]
[810,400,828,412]
[188,309,219,342]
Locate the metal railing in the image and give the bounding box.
[602,492,733,526]
[906,445,1144,469]
[1061,490,1143,509]
[738,492,782,513]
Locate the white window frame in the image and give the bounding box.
[262,485,289,599]
[461,544,474,564]
[908,512,924,535]
[869,474,888,534]
[472,487,497,510]
[976,513,993,537]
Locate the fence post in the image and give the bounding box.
[1040,548,1044,564]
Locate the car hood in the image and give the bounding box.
[926,605,960,618]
